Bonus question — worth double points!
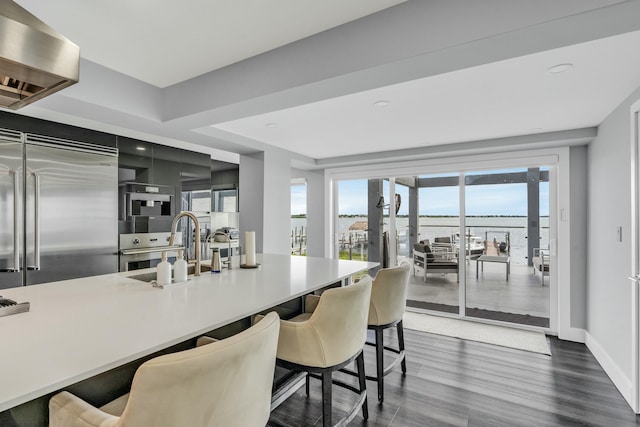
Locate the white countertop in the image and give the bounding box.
[0,254,376,412]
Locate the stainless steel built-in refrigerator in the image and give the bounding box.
[0,128,118,289]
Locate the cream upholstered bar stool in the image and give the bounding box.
[48,312,280,427]
[366,262,411,403]
[274,276,372,427]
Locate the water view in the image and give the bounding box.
[291,216,549,264]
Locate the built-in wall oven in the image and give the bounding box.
[118,182,176,234]
[119,232,182,272]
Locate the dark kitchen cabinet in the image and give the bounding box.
[152,144,182,187]
[181,149,212,192]
[211,159,239,212]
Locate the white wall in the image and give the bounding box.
[587,84,640,396]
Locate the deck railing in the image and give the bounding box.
[290,221,549,263]
[291,226,306,255]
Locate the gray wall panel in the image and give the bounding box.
[587,83,640,379]
[569,145,588,329]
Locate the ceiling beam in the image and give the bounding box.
[162,0,640,130]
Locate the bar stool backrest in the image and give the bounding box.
[368,262,411,326]
[118,312,279,427]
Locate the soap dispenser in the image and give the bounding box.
[157,251,171,286]
[211,248,221,273]
[174,250,188,283]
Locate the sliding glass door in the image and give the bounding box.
[464,168,550,327]
[406,173,460,314]
[334,164,552,329]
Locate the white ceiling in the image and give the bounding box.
[213,30,640,159]
[15,0,406,88]
[9,0,640,165]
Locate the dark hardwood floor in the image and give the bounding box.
[268,328,640,426]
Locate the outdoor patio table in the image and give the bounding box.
[476,255,511,280]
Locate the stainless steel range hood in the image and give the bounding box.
[0,1,79,110]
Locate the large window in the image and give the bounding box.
[336,179,369,261]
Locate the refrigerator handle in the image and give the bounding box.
[34,173,40,270]
[11,170,20,272]
[27,173,40,271]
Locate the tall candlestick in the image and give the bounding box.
[245,231,256,266]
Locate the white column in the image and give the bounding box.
[304,169,325,257]
[239,148,291,255]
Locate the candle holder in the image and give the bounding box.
[240,263,260,269]
[244,231,258,267]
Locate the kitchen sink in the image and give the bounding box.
[127,264,212,283]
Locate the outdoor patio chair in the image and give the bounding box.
[432,236,455,256]
[531,248,550,286]
[532,248,550,285]
[413,240,459,282]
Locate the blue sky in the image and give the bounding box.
[291,183,307,215]
[291,169,550,216]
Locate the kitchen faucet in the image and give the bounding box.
[168,212,201,276]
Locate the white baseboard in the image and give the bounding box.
[584,331,634,411]
[557,326,585,343]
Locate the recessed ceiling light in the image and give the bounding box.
[136,146,146,151]
[547,63,573,74]
[373,100,390,107]
[265,122,278,128]
[528,128,543,132]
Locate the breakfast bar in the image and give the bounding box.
[0,254,376,425]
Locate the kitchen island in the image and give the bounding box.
[0,254,376,423]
